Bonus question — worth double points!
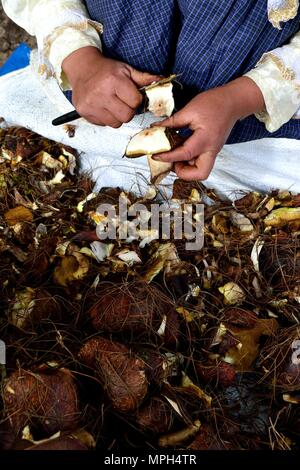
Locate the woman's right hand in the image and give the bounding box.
[62,46,160,127]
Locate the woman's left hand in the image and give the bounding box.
[152,77,265,181]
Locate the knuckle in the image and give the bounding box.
[102,74,115,88]
[116,63,127,76]
[100,80,117,98]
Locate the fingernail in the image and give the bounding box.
[152,155,162,161]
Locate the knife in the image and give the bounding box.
[52,110,80,126]
[51,75,178,127]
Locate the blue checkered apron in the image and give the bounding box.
[84,0,300,143]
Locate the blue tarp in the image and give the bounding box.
[0,43,31,77]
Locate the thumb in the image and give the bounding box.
[129,66,161,87]
[152,111,188,129]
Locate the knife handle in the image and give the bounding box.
[52,110,81,126]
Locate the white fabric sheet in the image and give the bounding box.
[0,65,300,201]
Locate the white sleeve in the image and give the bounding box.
[245,26,300,133]
[1,0,103,89]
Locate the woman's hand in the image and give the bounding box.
[152,77,265,180]
[62,46,160,127]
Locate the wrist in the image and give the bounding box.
[222,76,266,120]
[62,46,104,86]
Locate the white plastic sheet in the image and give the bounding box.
[0,61,300,200]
